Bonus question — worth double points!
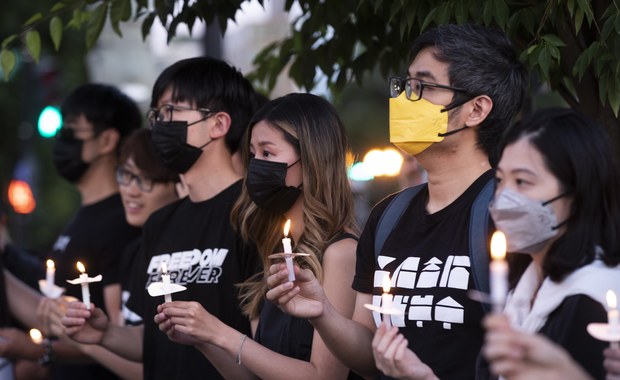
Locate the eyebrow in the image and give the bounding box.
[497,167,537,176]
[408,70,436,81]
[249,140,278,150]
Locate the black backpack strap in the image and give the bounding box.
[374,184,426,258]
[468,178,495,312]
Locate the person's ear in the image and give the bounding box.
[464,95,493,128]
[209,112,232,139]
[96,128,120,155]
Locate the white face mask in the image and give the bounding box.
[489,188,566,254]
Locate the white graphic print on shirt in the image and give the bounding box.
[145,248,229,287]
[372,254,470,330]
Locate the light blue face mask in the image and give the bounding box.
[488,188,566,254]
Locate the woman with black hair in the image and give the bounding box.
[484,107,620,379]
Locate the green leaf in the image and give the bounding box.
[541,34,566,47]
[86,3,108,50]
[1,35,18,49]
[454,0,468,24]
[25,30,41,63]
[538,46,551,79]
[574,8,585,31]
[111,0,132,36]
[492,0,509,28]
[141,12,156,41]
[23,13,43,27]
[50,2,67,12]
[1,49,16,80]
[50,17,63,51]
[421,8,438,31]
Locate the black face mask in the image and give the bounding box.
[52,129,90,183]
[151,120,212,174]
[246,158,302,215]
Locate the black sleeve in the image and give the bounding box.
[539,294,607,380]
[3,244,44,290]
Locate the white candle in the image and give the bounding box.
[45,259,55,287]
[282,219,295,281]
[382,274,393,327]
[161,262,172,303]
[29,328,43,345]
[608,290,619,348]
[76,261,92,309]
[490,231,508,313]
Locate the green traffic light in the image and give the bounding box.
[38,106,62,138]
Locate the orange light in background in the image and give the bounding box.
[8,179,36,214]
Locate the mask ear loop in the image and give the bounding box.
[436,93,476,137]
[542,192,570,230]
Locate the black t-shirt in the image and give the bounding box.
[50,193,140,308]
[353,171,494,380]
[49,193,141,380]
[127,180,261,380]
[539,294,607,379]
[120,237,143,326]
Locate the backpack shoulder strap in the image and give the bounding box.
[374,184,426,258]
[468,178,495,312]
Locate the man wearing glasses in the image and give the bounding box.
[266,24,528,379]
[63,57,262,380]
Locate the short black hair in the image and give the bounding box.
[500,107,620,281]
[61,83,142,141]
[119,129,178,183]
[410,24,528,165]
[150,57,258,153]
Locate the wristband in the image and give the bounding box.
[236,334,247,365]
[38,338,55,365]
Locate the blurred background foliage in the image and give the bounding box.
[1,0,591,254]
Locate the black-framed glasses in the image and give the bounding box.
[115,167,163,192]
[146,104,214,127]
[389,76,469,101]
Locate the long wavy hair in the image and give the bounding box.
[231,93,358,318]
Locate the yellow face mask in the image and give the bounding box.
[389,92,449,156]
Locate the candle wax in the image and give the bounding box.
[490,260,508,312]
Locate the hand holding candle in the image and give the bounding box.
[282,219,295,281]
[490,231,508,313]
[66,261,102,310]
[588,289,620,348]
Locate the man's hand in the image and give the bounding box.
[372,323,437,380]
[61,301,109,345]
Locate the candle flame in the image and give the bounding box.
[161,261,168,274]
[46,259,54,270]
[283,219,291,237]
[29,328,43,344]
[76,261,86,273]
[490,231,507,260]
[382,274,391,293]
[608,290,617,309]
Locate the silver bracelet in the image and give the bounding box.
[236,334,247,365]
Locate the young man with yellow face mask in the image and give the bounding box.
[266,24,528,379]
